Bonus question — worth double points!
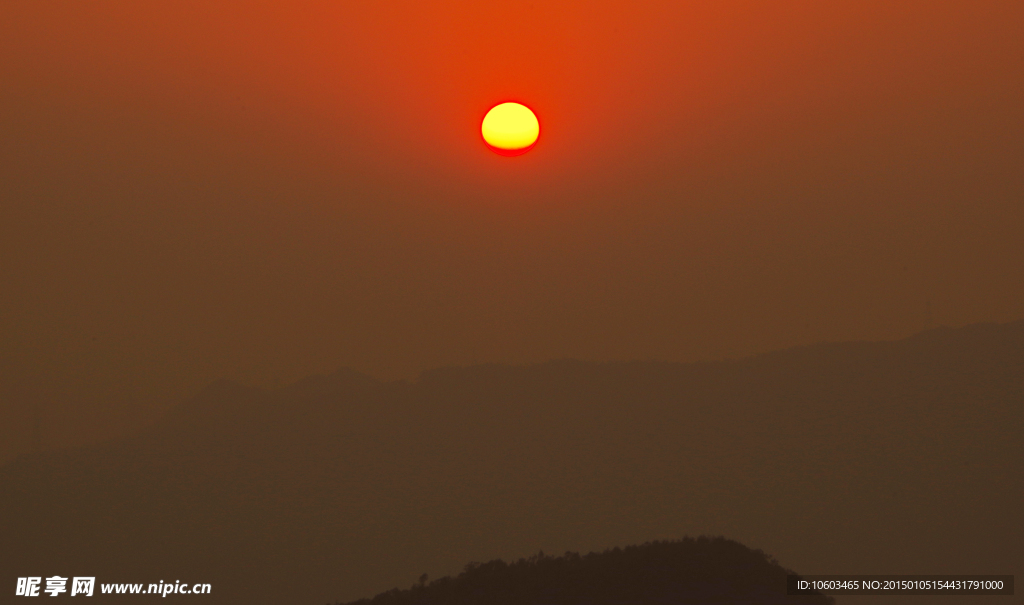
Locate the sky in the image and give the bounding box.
[1,0,1023,460]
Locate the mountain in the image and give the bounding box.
[1,322,1021,605]
[337,538,833,605]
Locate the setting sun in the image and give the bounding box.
[481,102,539,156]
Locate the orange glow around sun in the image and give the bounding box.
[481,102,539,156]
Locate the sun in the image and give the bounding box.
[481,102,539,156]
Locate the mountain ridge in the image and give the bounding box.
[336,538,834,605]
[1,320,1020,605]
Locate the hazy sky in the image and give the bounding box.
[1,1,1022,458]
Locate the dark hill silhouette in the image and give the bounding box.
[337,538,834,605]
[0,322,1021,605]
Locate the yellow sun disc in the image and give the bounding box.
[481,102,539,156]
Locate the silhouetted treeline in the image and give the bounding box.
[337,538,832,605]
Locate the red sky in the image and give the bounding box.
[1,1,1023,459]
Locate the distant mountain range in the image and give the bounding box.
[2,322,1021,605]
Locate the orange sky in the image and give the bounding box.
[1,1,1023,458]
